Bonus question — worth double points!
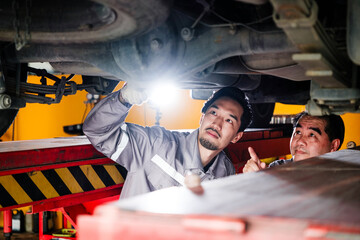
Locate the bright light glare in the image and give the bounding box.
[149,82,179,107]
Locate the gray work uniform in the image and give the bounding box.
[83,91,235,199]
[268,158,293,168]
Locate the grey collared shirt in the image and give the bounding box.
[83,91,235,199]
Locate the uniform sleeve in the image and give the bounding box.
[268,159,293,168]
[83,90,167,172]
[83,91,134,166]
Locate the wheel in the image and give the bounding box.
[0,0,172,44]
[0,109,18,138]
[249,103,275,128]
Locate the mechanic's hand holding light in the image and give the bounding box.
[119,82,179,107]
[120,83,149,106]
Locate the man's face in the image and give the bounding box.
[199,97,244,151]
[290,115,337,161]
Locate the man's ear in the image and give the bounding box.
[231,131,244,144]
[330,139,341,152]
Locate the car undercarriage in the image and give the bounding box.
[0,0,359,136]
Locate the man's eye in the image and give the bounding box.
[226,119,233,124]
[294,130,301,135]
[310,133,315,137]
[210,110,216,115]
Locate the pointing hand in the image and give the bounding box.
[242,147,266,173]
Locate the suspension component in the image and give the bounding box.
[0,94,11,109]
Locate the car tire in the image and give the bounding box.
[0,0,172,44]
[0,109,18,138]
[249,103,275,128]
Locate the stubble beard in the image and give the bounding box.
[199,137,219,150]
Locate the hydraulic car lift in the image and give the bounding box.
[0,126,292,239]
[78,149,360,240]
[0,136,127,239]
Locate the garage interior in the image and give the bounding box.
[0,76,360,239]
[1,0,360,239]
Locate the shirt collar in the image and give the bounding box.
[182,129,224,175]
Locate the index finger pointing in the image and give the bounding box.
[248,147,260,164]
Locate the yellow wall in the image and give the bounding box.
[274,103,305,115]
[2,76,360,151]
[339,113,360,149]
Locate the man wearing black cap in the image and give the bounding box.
[83,84,253,198]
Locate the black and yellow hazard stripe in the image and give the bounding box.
[0,164,127,208]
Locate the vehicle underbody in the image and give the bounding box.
[0,0,359,136]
